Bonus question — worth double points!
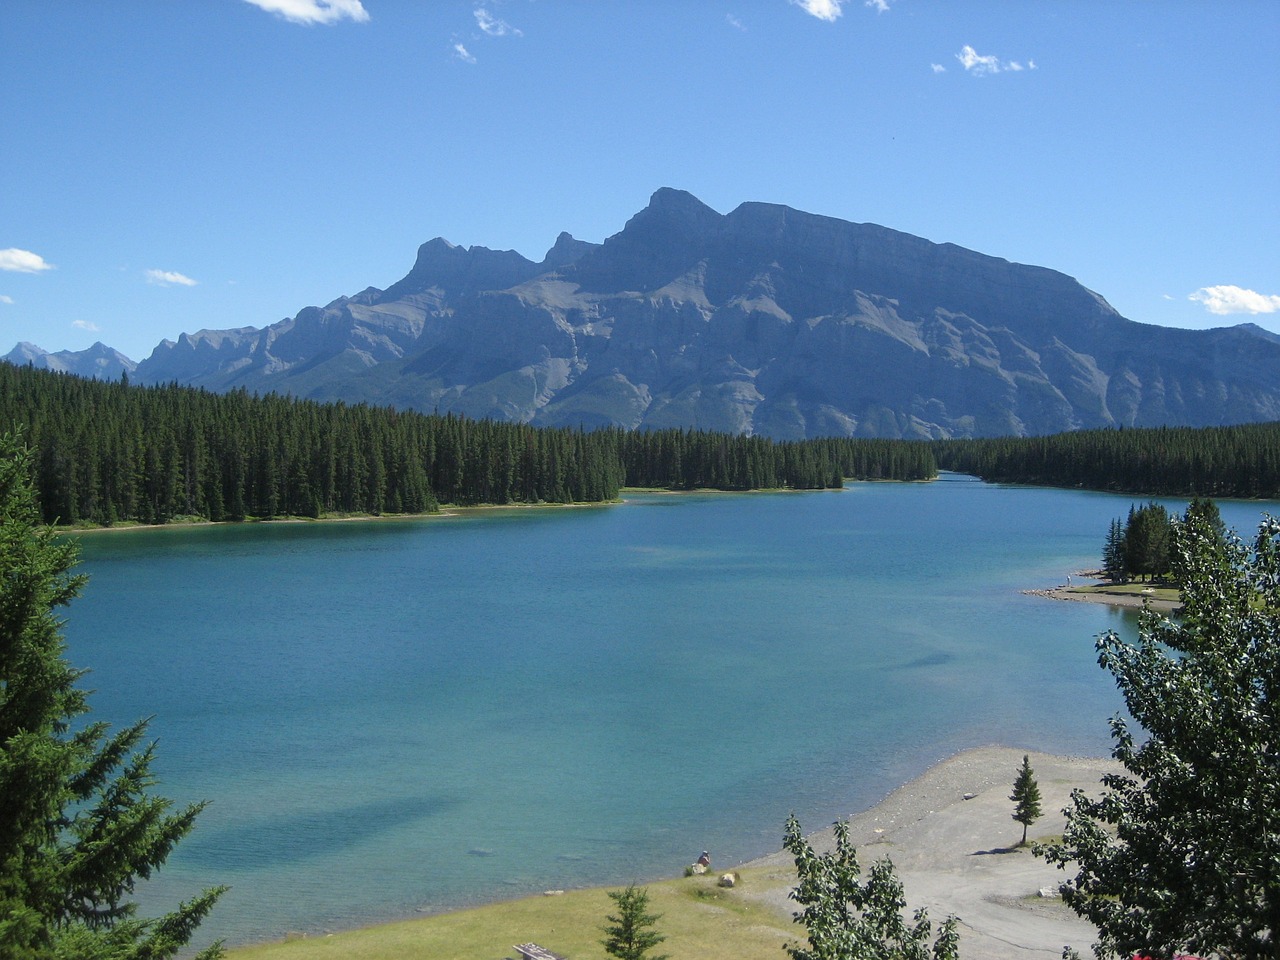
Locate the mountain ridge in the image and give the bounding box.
[9,189,1280,438]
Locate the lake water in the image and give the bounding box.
[62,478,1278,947]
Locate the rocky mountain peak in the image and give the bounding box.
[378,237,541,302]
[541,232,598,270]
[10,189,1280,439]
[3,341,136,380]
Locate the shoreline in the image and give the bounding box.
[228,746,1119,959]
[1023,569,1181,612]
[53,485,849,536]
[53,498,619,535]
[739,745,1119,960]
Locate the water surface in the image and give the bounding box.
[63,478,1276,946]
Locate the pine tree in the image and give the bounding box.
[1102,518,1126,581]
[601,884,668,960]
[0,433,225,959]
[1010,754,1042,846]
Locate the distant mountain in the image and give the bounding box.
[11,190,1280,438]
[4,341,137,381]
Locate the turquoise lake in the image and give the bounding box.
[62,478,1279,948]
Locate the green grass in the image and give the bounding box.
[1070,582,1180,604]
[225,867,799,960]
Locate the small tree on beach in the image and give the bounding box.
[1010,755,1042,847]
[1040,505,1280,959]
[601,883,668,960]
[783,815,959,960]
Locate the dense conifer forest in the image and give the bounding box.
[932,423,1280,499]
[0,364,936,526]
[9,362,1274,528]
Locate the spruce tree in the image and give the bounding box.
[1103,518,1126,581]
[601,884,668,960]
[0,434,224,959]
[1010,754,1042,847]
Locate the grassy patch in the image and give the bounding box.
[1070,583,1180,604]
[225,869,797,960]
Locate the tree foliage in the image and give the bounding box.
[0,363,937,526]
[1040,503,1280,960]
[1122,502,1173,582]
[0,433,224,959]
[1102,518,1126,581]
[783,815,959,960]
[1009,755,1042,847]
[934,422,1280,498]
[601,883,668,960]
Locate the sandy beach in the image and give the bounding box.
[740,746,1121,960]
[1023,568,1181,613]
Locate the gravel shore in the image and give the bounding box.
[741,745,1121,960]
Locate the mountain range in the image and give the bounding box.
[9,188,1280,438]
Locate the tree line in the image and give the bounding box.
[933,421,1280,498]
[0,364,936,526]
[1100,497,1225,584]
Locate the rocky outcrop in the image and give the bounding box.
[3,341,137,381]
[14,190,1280,438]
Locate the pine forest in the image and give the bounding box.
[0,364,934,526]
[5,363,1280,528]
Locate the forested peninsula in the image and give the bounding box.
[934,423,1280,499]
[0,364,934,526]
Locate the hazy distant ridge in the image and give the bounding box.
[12,189,1280,438]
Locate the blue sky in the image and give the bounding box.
[2,0,1277,361]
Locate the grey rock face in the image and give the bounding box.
[4,341,137,381]
[14,190,1280,438]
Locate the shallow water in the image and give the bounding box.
[62,478,1276,946]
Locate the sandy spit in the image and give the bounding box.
[740,745,1121,960]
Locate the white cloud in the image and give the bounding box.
[931,63,946,73]
[0,248,54,273]
[954,45,1035,76]
[865,0,891,11]
[145,269,198,287]
[474,7,521,37]
[0,295,13,305]
[242,0,369,26]
[790,0,845,22]
[453,42,476,64]
[956,44,1001,75]
[72,319,100,332]
[1189,285,1280,316]
[727,13,746,31]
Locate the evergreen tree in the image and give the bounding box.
[1009,755,1042,847]
[1040,504,1280,959]
[1123,502,1173,581]
[1102,518,1126,581]
[601,884,668,960]
[0,434,225,959]
[783,816,959,960]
